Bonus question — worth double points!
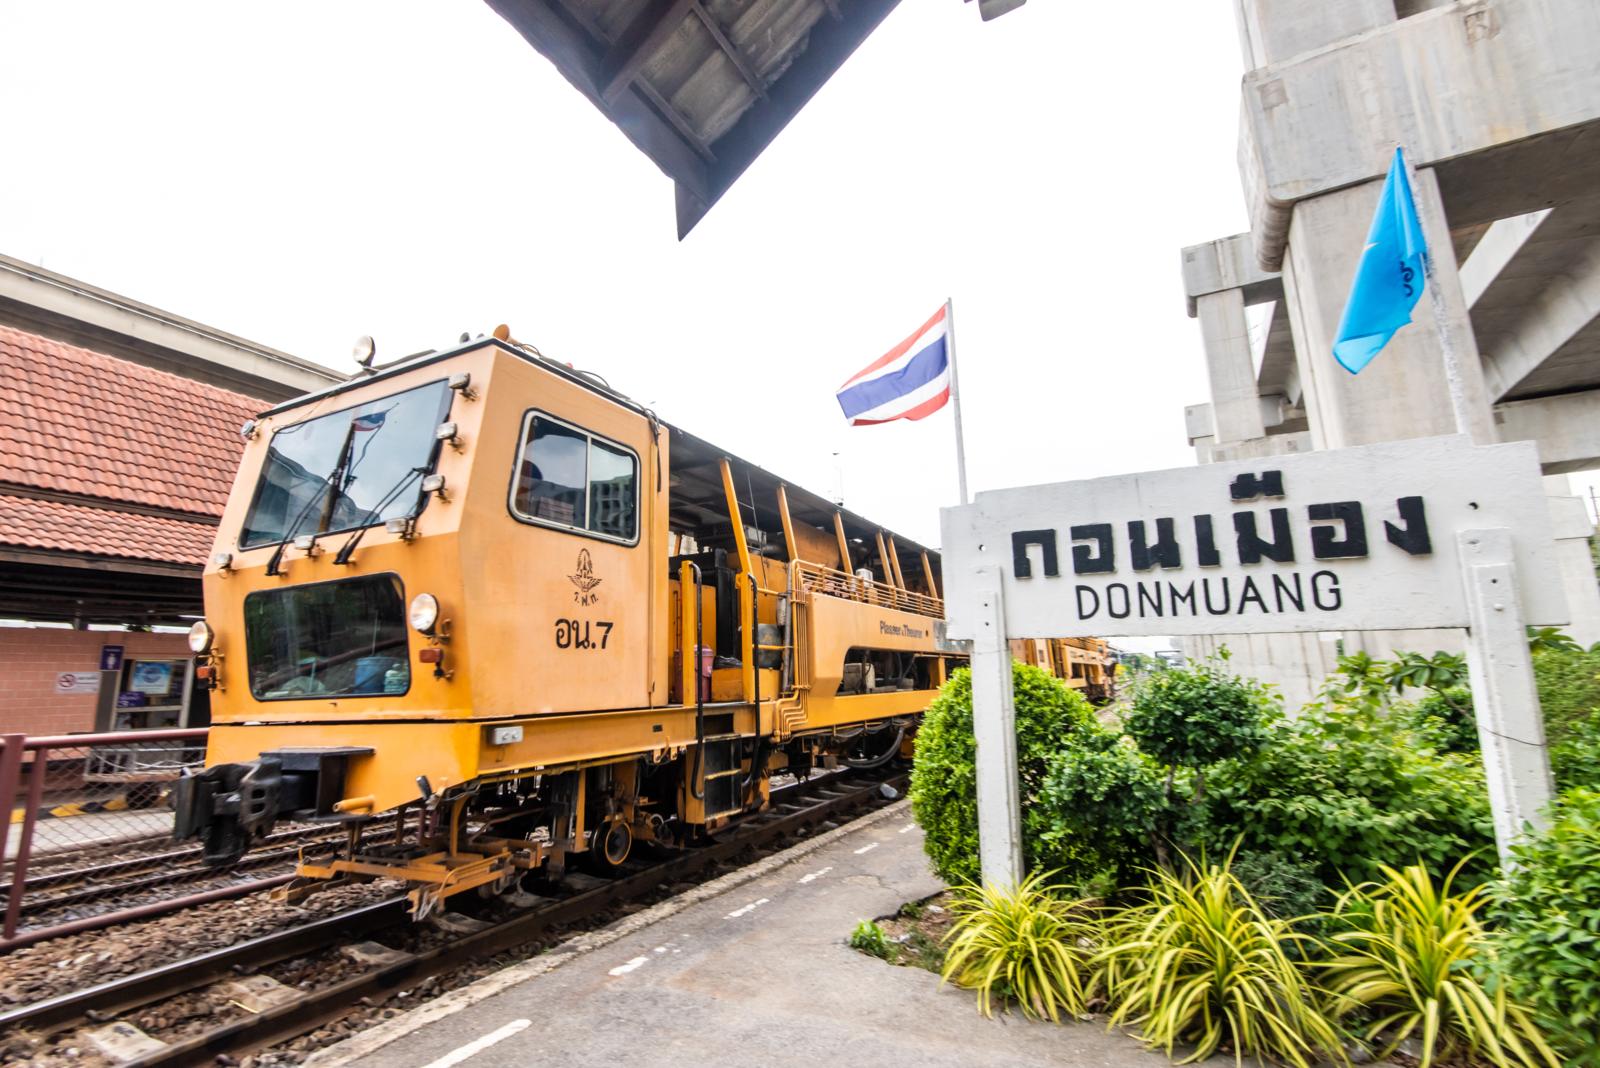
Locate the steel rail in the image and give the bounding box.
[3,766,903,1055]
[5,827,403,949]
[14,841,331,912]
[0,898,407,1034]
[6,823,345,895]
[0,875,301,953]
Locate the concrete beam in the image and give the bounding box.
[1179,233,1283,315]
[0,253,342,402]
[1195,430,1313,464]
[1479,237,1600,401]
[1495,390,1600,474]
[1461,210,1553,309]
[1184,396,1291,446]
[1234,0,1394,67]
[1239,0,1600,269]
[1198,289,1268,443]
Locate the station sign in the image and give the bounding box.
[99,644,125,672]
[940,434,1568,886]
[941,436,1566,639]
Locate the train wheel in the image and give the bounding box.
[592,819,633,868]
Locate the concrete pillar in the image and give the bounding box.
[1179,630,1342,714]
[1280,167,1495,450]
[1235,0,1393,66]
[1544,474,1600,646]
[1197,290,1268,445]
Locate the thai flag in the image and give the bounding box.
[836,305,952,426]
[351,410,387,432]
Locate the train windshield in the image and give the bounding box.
[239,381,452,548]
[244,574,410,700]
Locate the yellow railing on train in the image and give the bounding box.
[791,560,944,618]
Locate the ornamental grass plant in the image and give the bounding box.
[1096,854,1344,1067]
[1323,861,1559,1068]
[938,872,1101,1022]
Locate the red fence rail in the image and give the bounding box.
[0,728,209,941]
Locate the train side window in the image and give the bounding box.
[511,412,639,544]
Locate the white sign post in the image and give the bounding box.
[942,436,1564,886]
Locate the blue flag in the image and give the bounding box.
[1332,147,1429,374]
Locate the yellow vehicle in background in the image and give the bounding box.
[175,329,965,916]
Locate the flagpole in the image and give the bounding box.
[945,297,971,504]
[1398,148,1481,444]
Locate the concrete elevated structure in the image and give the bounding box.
[1180,0,1600,708]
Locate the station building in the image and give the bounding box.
[0,254,341,736]
[1177,0,1600,708]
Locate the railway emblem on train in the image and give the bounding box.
[569,549,602,606]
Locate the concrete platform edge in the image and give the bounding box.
[306,797,915,1068]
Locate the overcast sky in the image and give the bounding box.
[1,1,1250,650]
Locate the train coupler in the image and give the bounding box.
[173,747,374,867]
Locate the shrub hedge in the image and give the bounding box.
[909,663,1095,886]
[1489,789,1600,1066]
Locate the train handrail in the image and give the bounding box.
[791,560,943,618]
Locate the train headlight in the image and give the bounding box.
[188,621,215,654]
[409,593,440,635]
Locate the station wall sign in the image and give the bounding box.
[941,436,1566,640]
[55,671,101,695]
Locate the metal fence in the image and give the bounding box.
[0,728,208,940]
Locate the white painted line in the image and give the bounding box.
[853,842,879,855]
[797,865,833,884]
[607,956,650,976]
[724,897,770,919]
[899,822,917,834]
[417,1018,530,1068]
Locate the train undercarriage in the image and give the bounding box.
[179,720,914,919]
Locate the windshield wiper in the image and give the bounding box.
[265,477,335,576]
[332,466,428,565]
[265,423,361,575]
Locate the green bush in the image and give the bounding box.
[1551,710,1600,790]
[910,664,1094,886]
[1231,849,1329,922]
[1124,656,1276,770]
[1197,700,1495,887]
[1532,646,1600,744]
[1036,726,1165,889]
[1398,686,1478,754]
[1488,789,1600,1066]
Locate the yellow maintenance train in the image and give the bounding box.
[174,329,979,916]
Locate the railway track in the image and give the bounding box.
[2,825,369,948]
[1,766,907,1067]
[10,824,339,896]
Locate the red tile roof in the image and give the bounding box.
[0,494,216,565]
[0,323,259,516]
[0,324,258,567]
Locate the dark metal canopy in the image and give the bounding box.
[484,0,902,237]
